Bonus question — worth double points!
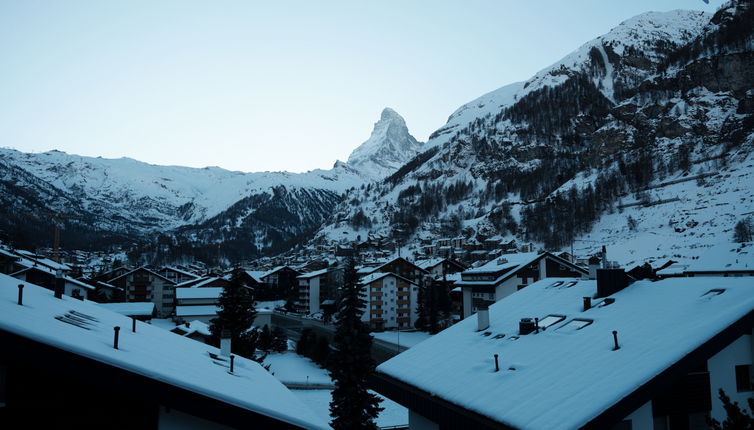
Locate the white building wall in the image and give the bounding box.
[382,276,398,329]
[408,410,439,430]
[494,276,520,302]
[64,282,89,300]
[309,277,320,314]
[623,401,653,429]
[462,288,472,319]
[708,333,753,422]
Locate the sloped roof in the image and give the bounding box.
[297,268,329,280]
[360,272,417,286]
[108,267,176,285]
[0,273,327,429]
[456,252,585,287]
[377,276,754,429]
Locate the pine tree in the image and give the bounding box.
[709,389,754,430]
[414,277,428,331]
[209,278,257,358]
[734,218,753,243]
[328,258,382,429]
[271,326,288,352]
[258,324,272,351]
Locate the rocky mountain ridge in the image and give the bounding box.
[312,2,754,268]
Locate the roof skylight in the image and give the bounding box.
[557,318,593,333]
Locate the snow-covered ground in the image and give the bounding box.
[263,352,332,386]
[372,330,432,348]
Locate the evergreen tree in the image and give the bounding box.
[734,218,753,243]
[313,336,330,366]
[258,324,272,351]
[271,326,288,352]
[328,258,382,429]
[709,389,754,430]
[426,278,439,335]
[414,277,428,331]
[209,278,257,358]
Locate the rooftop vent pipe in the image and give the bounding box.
[477,308,490,331]
[18,284,24,306]
[583,297,592,311]
[54,270,64,299]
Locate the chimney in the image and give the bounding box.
[583,297,592,311]
[588,256,600,280]
[54,270,65,299]
[601,245,608,269]
[220,329,231,357]
[519,318,536,335]
[477,307,490,331]
[596,268,630,298]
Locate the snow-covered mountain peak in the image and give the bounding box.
[346,107,424,180]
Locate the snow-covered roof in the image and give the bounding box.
[108,267,175,284]
[172,320,212,337]
[0,273,327,429]
[686,242,754,273]
[175,276,228,289]
[377,276,754,429]
[161,266,200,279]
[297,268,329,280]
[12,265,95,290]
[463,252,541,274]
[176,287,223,300]
[360,272,416,286]
[245,270,266,283]
[97,302,155,316]
[175,305,221,317]
[656,263,690,277]
[415,258,445,270]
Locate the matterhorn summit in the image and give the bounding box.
[347,107,424,179]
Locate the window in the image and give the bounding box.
[539,315,566,329]
[736,365,752,392]
[702,289,725,298]
[557,319,593,333]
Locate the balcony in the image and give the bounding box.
[370,291,383,297]
[397,300,410,306]
[397,291,410,297]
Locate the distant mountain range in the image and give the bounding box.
[0,107,423,260]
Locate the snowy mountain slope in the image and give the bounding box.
[428,9,711,149]
[346,108,424,180]
[312,2,754,267]
[0,148,362,230]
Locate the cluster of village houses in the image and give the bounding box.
[0,240,753,429]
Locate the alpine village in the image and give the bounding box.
[1,2,754,430]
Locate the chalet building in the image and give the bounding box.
[360,272,419,331]
[456,252,587,318]
[0,248,20,274]
[92,266,132,282]
[415,258,467,279]
[11,266,94,300]
[107,267,177,318]
[174,287,223,324]
[358,257,427,284]
[373,274,754,430]
[175,276,232,289]
[158,266,200,284]
[234,269,265,288]
[170,320,213,344]
[295,267,345,315]
[0,274,328,429]
[260,266,301,290]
